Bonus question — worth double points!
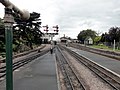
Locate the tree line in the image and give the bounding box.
[0,12,42,57]
[77,27,120,49]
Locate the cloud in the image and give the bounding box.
[52,0,120,38]
[1,0,120,39]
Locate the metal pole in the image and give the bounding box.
[4,8,14,90]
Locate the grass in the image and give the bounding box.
[89,44,120,52]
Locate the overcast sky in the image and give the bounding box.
[0,0,120,39]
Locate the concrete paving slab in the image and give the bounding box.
[0,52,58,90]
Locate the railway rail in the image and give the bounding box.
[55,46,88,90]
[0,48,49,79]
[59,45,120,90]
[0,45,46,63]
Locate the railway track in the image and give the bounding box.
[0,49,49,79]
[55,46,88,90]
[59,45,120,90]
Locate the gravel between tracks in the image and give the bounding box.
[57,62,67,90]
[63,51,112,90]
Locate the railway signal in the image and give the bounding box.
[42,25,59,48]
[43,25,49,33]
[53,25,59,33]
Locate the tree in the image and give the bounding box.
[0,18,5,54]
[77,29,97,43]
[0,18,4,29]
[100,27,120,48]
[0,12,42,57]
[100,32,111,42]
[13,12,42,50]
[94,36,101,44]
[116,28,120,49]
[108,27,119,42]
[100,33,105,42]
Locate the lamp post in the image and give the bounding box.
[0,0,30,90]
[4,7,14,90]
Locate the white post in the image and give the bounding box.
[113,39,115,51]
[51,34,53,45]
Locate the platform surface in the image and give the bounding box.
[68,46,120,75]
[0,52,58,90]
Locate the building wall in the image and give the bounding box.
[84,38,93,45]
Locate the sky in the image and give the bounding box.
[0,0,120,39]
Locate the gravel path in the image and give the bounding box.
[63,51,112,90]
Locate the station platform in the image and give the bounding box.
[68,46,120,75]
[0,52,58,90]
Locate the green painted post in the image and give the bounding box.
[4,8,14,90]
[5,26,13,90]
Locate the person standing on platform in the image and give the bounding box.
[50,47,53,54]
